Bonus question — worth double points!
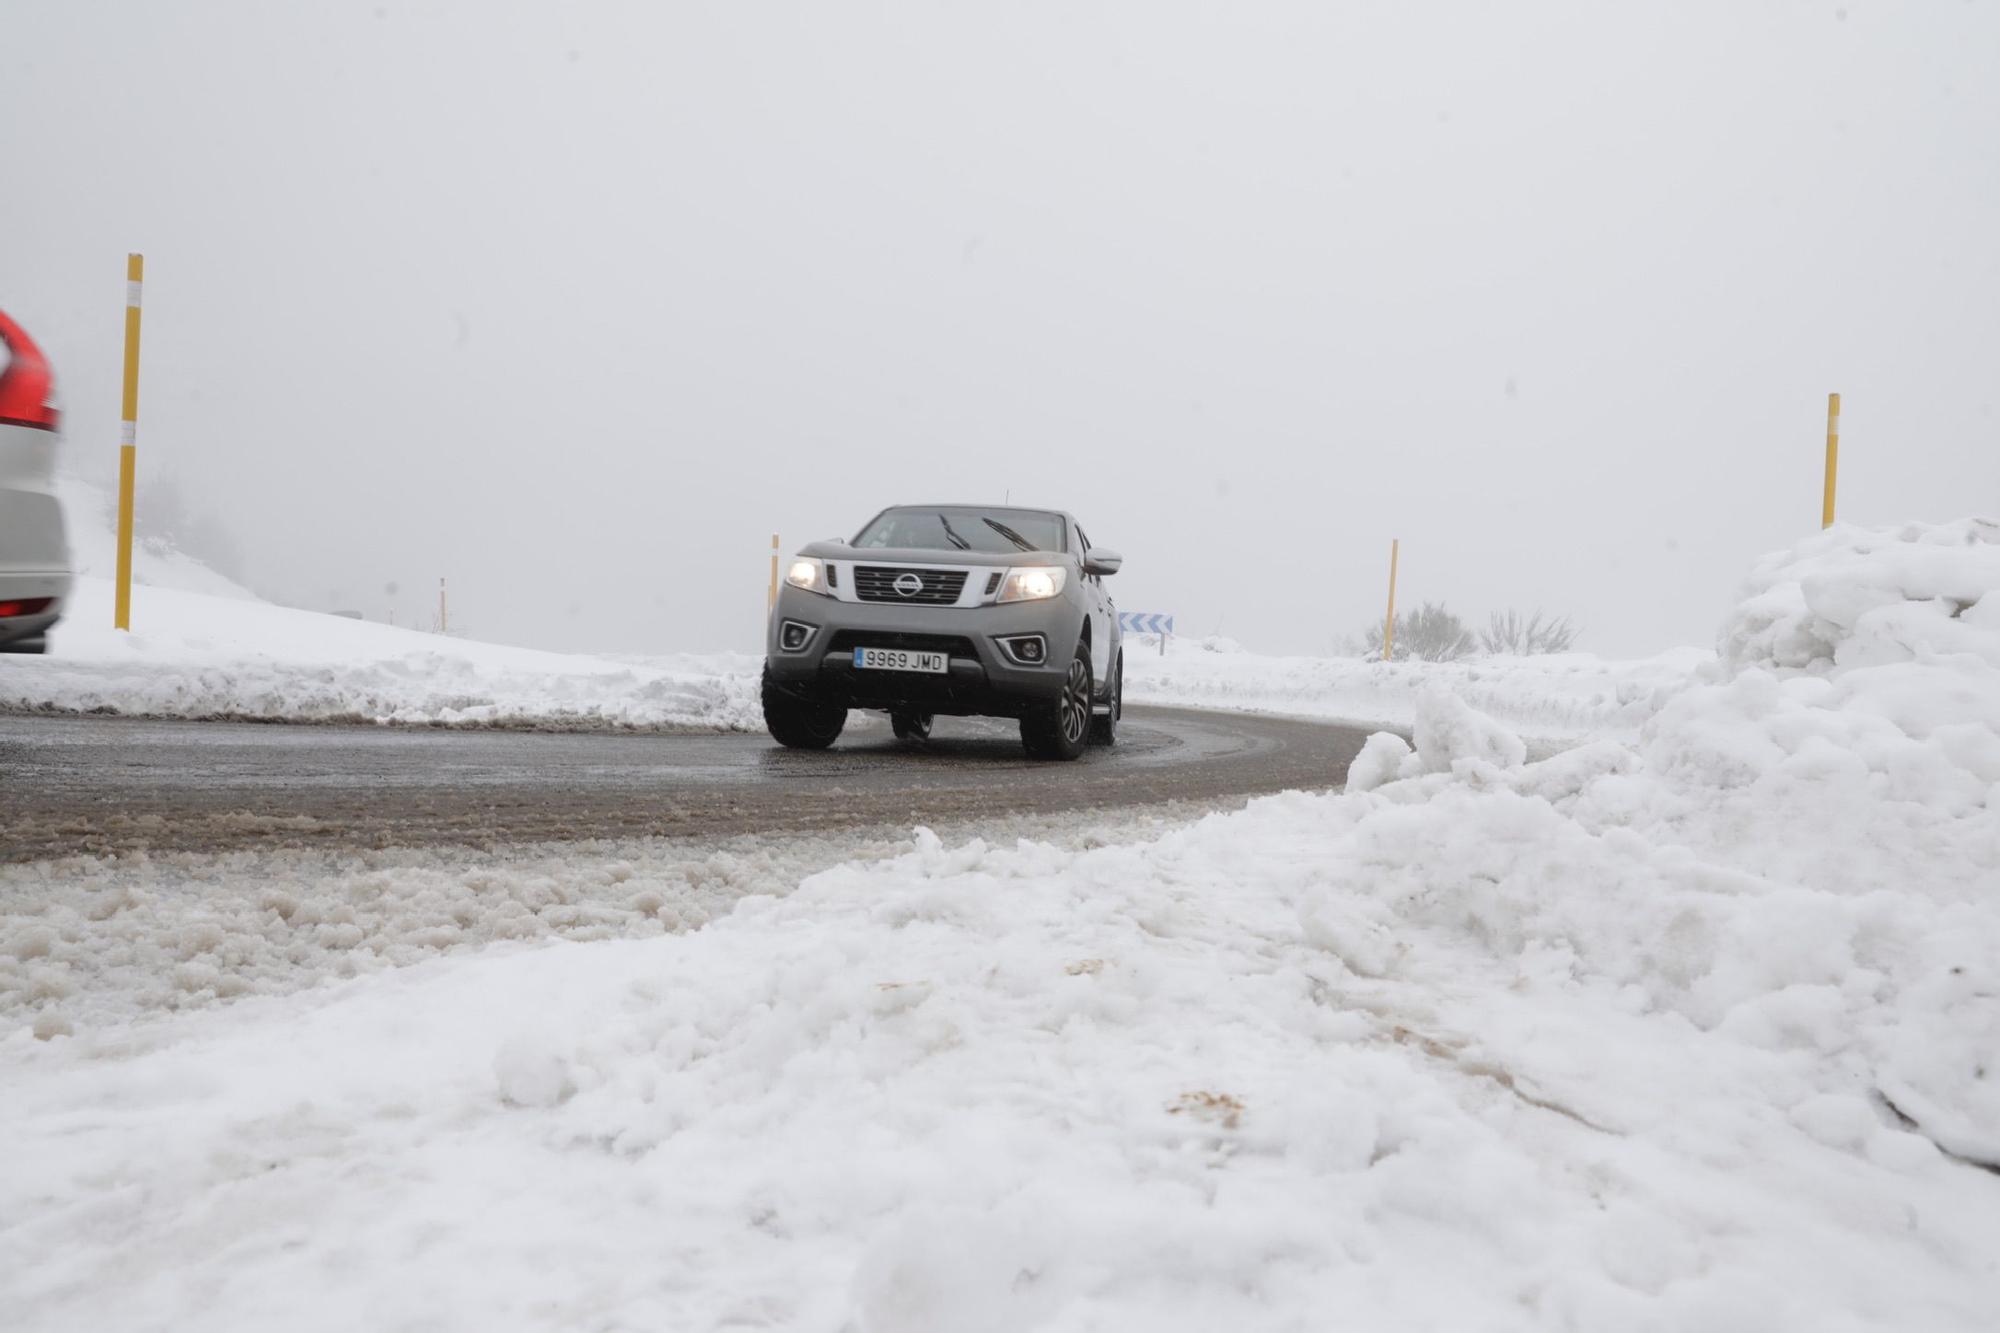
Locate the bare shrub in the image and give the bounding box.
[1480,609,1579,656]
[1363,601,1475,662]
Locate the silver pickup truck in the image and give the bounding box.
[762,505,1124,760]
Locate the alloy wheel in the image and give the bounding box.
[1061,657,1090,744]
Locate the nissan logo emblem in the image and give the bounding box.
[893,573,925,597]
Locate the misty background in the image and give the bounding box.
[4,1,1995,657]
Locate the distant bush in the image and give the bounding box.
[1479,609,1579,656]
[1402,602,1478,661]
[1363,601,1475,662]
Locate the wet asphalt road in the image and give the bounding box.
[0,707,1376,861]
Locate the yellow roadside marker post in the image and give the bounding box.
[1382,538,1400,661]
[114,254,145,630]
[767,535,780,614]
[1822,393,1840,529]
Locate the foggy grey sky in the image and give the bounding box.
[5,1,1997,657]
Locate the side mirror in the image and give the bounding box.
[1084,547,1123,576]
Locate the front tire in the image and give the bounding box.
[1020,644,1092,761]
[762,668,846,750]
[1089,652,1122,746]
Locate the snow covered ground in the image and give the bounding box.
[1126,635,1708,741]
[8,573,763,729]
[4,517,1998,1329]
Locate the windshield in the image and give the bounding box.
[853,507,1067,555]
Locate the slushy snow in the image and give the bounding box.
[0,799,1228,1032]
[4,517,1998,1329]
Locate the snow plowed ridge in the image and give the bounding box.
[9,616,763,730]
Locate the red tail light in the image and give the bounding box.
[0,308,60,431]
[0,599,56,619]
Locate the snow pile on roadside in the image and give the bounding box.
[1720,516,2000,671]
[0,476,764,729]
[1344,686,1529,789]
[1334,517,2000,1164]
[1126,633,1707,741]
[4,518,1998,1329]
[4,575,763,728]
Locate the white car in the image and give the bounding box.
[0,309,70,654]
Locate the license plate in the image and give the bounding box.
[854,647,948,673]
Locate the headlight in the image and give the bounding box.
[786,557,829,595]
[997,567,1066,603]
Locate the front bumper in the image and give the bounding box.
[764,585,1080,717]
[0,569,70,647]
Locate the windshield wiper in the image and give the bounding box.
[981,518,1037,552]
[935,513,973,550]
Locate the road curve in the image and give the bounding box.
[0,706,1376,861]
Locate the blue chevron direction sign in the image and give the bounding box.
[1118,612,1174,635]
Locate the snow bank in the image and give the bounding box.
[1126,633,1707,741]
[4,518,1997,1329]
[1,476,763,730]
[7,575,763,728]
[1345,686,1530,790]
[1327,518,2000,1168]
[1720,517,2000,672]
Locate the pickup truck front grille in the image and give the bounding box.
[853,566,968,605]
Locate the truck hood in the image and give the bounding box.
[797,541,1066,569]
